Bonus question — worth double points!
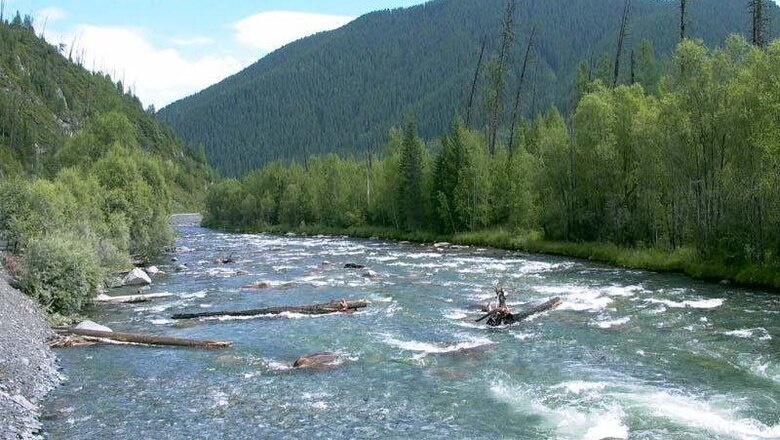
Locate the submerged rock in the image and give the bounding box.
[145,266,160,275]
[242,282,271,290]
[362,270,380,279]
[122,268,151,286]
[74,320,112,333]
[175,264,188,272]
[293,352,341,369]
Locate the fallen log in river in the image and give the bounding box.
[170,299,371,320]
[52,327,232,349]
[476,291,562,326]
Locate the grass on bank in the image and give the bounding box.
[214,223,780,291]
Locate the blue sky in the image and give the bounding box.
[6,0,428,108]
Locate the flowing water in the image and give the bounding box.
[44,217,780,439]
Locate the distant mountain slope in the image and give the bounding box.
[159,0,769,177]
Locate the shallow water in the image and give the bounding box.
[44,220,780,439]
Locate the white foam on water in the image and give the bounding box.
[736,354,780,384]
[645,298,725,309]
[211,390,229,407]
[200,304,212,308]
[264,359,293,371]
[593,316,631,329]
[624,390,780,439]
[209,311,339,322]
[551,381,609,394]
[406,252,442,259]
[511,331,536,341]
[379,333,494,356]
[603,285,646,297]
[491,380,628,440]
[534,285,612,312]
[721,328,772,341]
[149,318,175,326]
[180,290,207,299]
[443,310,468,320]
[307,401,328,410]
[367,255,398,262]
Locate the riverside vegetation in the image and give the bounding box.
[0,15,215,315]
[204,36,780,289]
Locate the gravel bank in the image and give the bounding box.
[0,265,61,439]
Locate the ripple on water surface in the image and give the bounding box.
[44,225,780,439]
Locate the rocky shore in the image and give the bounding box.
[0,266,61,439]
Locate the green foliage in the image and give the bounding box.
[160,0,770,177]
[0,18,216,313]
[204,35,780,289]
[20,234,104,314]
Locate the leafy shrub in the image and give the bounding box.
[20,235,104,314]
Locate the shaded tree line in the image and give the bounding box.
[205,37,780,277]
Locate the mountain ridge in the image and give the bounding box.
[159,0,773,177]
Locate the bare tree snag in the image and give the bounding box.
[613,0,632,87]
[52,328,232,349]
[466,36,487,127]
[751,0,768,48]
[171,299,371,320]
[509,27,536,154]
[488,0,517,155]
[476,286,562,326]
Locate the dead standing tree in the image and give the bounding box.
[487,0,517,155]
[465,36,487,127]
[750,0,769,49]
[508,27,536,155]
[613,0,632,87]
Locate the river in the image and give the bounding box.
[43,216,780,439]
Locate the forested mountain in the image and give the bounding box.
[159,0,774,176]
[204,36,780,288]
[0,15,215,314]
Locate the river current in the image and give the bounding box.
[44,217,780,439]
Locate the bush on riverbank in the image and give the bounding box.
[20,235,104,314]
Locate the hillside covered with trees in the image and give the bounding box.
[0,15,215,314]
[159,0,774,176]
[203,35,780,288]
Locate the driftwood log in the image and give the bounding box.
[53,327,232,349]
[170,299,371,320]
[476,297,562,326]
[96,292,175,304]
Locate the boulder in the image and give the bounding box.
[175,264,188,272]
[433,242,451,248]
[293,352,340,369]
[175,246,193,253]
[122,268,151,286]
[75,320,112,333]
[362,270,380,279]
[146,266,160,275]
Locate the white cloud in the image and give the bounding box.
[33,6,67,31]
[233,10,354,52]
[171,36,214,46]
[63,25,248,108]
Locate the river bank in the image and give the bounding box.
[0,263,61,439]
[213,223,780,291]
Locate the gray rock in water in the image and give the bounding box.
[122,268,151,286]
[74,320,112,332]
[145,266,160,275]
[293,352,341,369]
[175,264,188,272]
[362,270,380,278]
